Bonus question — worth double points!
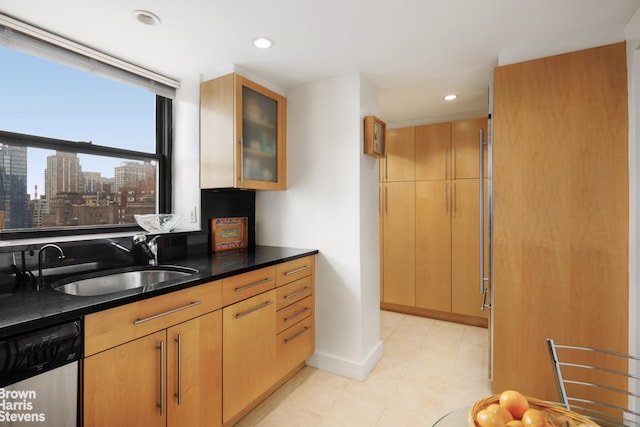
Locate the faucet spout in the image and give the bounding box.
[38,244,66,289]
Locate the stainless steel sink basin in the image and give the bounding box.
[52,265,198,296]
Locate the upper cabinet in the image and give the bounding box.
[200,73,287,190]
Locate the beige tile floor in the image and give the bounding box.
[235,310,492,426]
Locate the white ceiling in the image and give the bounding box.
[1,0,639,127]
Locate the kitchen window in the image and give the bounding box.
[0,15,179,239]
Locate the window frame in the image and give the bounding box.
[0,95,173,240]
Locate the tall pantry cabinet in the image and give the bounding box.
[380,117,488,325]
[492,42,628,400]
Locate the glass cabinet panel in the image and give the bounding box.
[242,86,278,183]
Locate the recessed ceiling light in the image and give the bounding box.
[443,94,458,101]
[133,10,161,26]
[253,37,273,49]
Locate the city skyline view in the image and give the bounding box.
[0,45,156,199]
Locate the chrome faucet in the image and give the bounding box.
[132,234,159,266]
[38,244,65,290]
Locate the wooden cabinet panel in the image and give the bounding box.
[381,181,415,306]
[84,331,166,427]
[276,275,313,310]
[222,290,276,424]
[85,280,222,356]
[451,179,487,318]
[415,180,451,312]
[167,311,222,427]
[276,315,314,380]
[275,256,314,286]
[451,117,487,179]
[222,266,275,306]
[416,122,451,181]
[492,42,628,400]
[381,127,415,182]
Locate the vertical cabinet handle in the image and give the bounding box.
[479,127,492,310]
[445,182,449,214]
[157,340,165,416]
[175,334,182,405]
[453,146,457,179]
[453,182,457,217]
[239,138,244,182]
[384,186,388,215]
[445,148,449,180]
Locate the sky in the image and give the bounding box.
[0,45,156,199]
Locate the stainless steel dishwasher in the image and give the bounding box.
[0,319,82,426]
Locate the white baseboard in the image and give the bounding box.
[306,340,384,381]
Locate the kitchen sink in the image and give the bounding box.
[52,265,198,296]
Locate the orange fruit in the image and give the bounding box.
[476,409,506,427]
[506,421,524,427]
[521,408,552,427]
[499,390,530,419]
[487,403,514,423]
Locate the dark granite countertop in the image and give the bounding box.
[0,245,318,338]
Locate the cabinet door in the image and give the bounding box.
[236,76,286,190]
[451,179,487,318]
[451,117,487,179]
[84,331,166,427]
[415,180,451,312]
[381,127,415,182]
[492,42,628,399]
[381,181,415,305]
[415,122,451,181]
[167,311,222,427]
[222,290,276,423]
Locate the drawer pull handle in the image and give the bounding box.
[284,265,311,276]
[284,326,311,344]
[235,300,274,319]
[134,301,203,325]
[234,278,273,292]
[284,307,311,323]
[283,286,311,300]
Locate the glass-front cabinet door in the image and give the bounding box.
[200,73,286,190]
[236,77,286,190]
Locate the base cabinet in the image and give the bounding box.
[222,290,276,424]
[83,311,222,427]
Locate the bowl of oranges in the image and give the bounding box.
[469,390,598,427]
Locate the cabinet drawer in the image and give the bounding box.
[276,296,313,334]
[275,256,314,286]
[85,280,223,356]
[276,275,313,310]
[222,266,276,306]
[276,316,314,378]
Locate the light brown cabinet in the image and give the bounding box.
[381,127,415,182]
[381,118,487,325]
[83,282,223,427]
[222,289,276,424]
[492,42,628,400]
[200,73,287,190]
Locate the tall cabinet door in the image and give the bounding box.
[381,181,415,306]
[492,42,628,400]
[451,117,487,179]
[416,122,451,181]
[415,180,451,311]
[167,311,222,427]
[381,127,415,182]
[451,179,487,319]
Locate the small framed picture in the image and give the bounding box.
[364,116,386,158]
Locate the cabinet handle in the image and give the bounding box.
[445,148,449,180]
[384,154,388,180]
[234,277,273,292]
[453,146,457,179]
[239,138,244,182]
[283,286,310,300]
[445,182,449,214]
[175,334,182,405]
[453,181,457,217]
[235,300,274,319]
[284,326,311,344]
[134,301,203,325]
[157,340,165,416]
[284,307,311,323]
[384,186,388,215]
[284,265,311,276]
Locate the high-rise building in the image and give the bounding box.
[113,161,156,193]
[0,143,29,229]
[45,151,83,199]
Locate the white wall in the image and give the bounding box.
[256,73,383,380]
